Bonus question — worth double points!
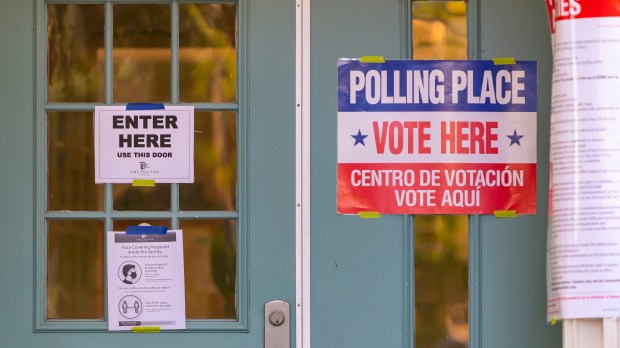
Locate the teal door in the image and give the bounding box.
[0,0,296,346]
[308,0,561,347]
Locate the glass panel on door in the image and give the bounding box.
[412,1,469,347]
[43,1,239,325]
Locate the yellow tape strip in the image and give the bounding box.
[359,211,381,219]
[493,210,518,218]
[359,56,386,63]
[132,179,156,187]
[492,57,516,65]
[131,326,160,333]
[551,316,557,326]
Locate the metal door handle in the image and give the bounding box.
[265,300,290,348]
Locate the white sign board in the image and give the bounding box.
[547,1,620,320]
[107,230,186,331]
[94,105,194,183]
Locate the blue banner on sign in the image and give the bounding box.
[338,60,536,113]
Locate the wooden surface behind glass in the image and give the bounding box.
[47,112,103,211]
[179,4,237,103]
[180,111,237,211]
[47,4,104,103]
[113,4,171,102]
[181,220,237,319]
[47,220,104,319]
[112,184,171,211]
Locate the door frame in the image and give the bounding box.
[295,0,311,347]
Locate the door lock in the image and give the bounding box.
[269,310,286,326]
[265,301,290,348]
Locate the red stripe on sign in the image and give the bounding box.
[547,0,556,33]
[555,0,620,21]
[337,163,537,215]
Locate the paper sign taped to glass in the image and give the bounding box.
[336,59,538,215]
[107,228,186,331]
[94,104,194,183]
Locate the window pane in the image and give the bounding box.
[179,4,237,103]
[180,111,236,211]
[47,220,104,319]
[47,4,104,102]
[415,215,468,348]
[113,184,171,211]
[113,4,171,103]
[412,1,467,60]
[413,2,469,348]
[181,220,237,319]
[48,112,103,211]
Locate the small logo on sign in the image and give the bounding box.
[130,161,159,176]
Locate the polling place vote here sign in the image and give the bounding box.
[94,105,194,183]
[337,59,537,214]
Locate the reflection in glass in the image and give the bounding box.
[47,220,104,319]
[180,112,237,211]
[415,216,468,348]
[179,4,237,102]
[113,4,171,102]
[181,220,237,319]
[412,1,467,60]
[413,2,469,348]
[47,4,104,102]
[113,184,171,211]
[48,112,103,211]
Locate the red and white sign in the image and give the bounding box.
[337,60,537,214]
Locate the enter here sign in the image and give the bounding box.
[94,105,194,183]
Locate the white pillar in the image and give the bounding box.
[565,319,620,348]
